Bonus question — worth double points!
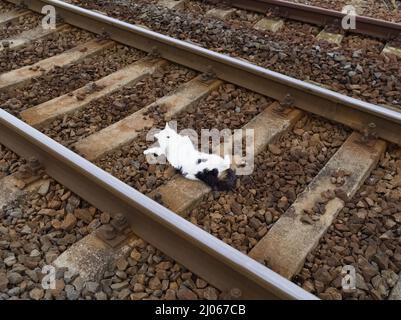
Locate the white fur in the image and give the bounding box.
[144,123,231,180]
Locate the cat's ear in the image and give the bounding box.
[165,123,170,129]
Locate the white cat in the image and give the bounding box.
[144,123,236,191]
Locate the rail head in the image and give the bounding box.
[0,109,318,300]
[6,0,401,146]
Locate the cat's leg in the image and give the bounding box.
[175,166,197,180]
[183,173,198,180]
[175,166,189,178]
[144,147,164,156]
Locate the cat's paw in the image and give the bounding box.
[144,148,159,156]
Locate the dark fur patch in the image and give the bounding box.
[175,166,184,174]
[195,168,219,190]
[218,168,237,191]
[195,168,237,191]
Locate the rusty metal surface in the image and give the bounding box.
[227,0,401,41]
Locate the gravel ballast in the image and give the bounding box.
[95,83,272,195]
[42,63,197,147]
[1,44,146,115]
[0,145,112,299]
[1,144,219,300]
[286,0,401,23]
[188,115,350,254]
[295,146,401,300]
[62,0,401,110]
[186,0,401,24]
[0,0,16,13]
[90,239,221,300]
[0,28,95,74]
[0,13,42,39]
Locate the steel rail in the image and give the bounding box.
[226,0,401,41]
[7,0,401,146]
[0,109,317,300]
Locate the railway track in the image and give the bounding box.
[59,0,401,128]
[181,0,401,63]
[224,0,401,41]
[0,0,401,300]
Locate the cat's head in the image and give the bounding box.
[154,123,178,150]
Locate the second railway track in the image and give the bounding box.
[1,0,401,300]
[224,0,401,40]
